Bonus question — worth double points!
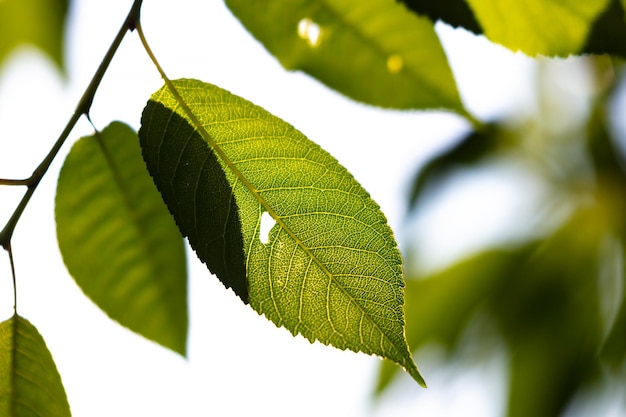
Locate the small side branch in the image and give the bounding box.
[0,179,29,186]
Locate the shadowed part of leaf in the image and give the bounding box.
[0,0,68,72]
[583,0,626,57]
[139,102,248,303]
[398,0,482,34]
[0,315,71,417]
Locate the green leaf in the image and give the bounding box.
[583,0,626,56]
[490,210,604,417]
[465,0,611,56]
[0,0,68,71]
[224,0,466,113]
[55,122,188,355]
[139,78,426,387]
[398,0,482,34]
[0,315,71,417]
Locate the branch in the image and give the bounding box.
[0,0,144,250]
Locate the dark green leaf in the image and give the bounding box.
[139,78,426,386]
[601,256,626,367]
[0,315,71,417]
[55,122,188,355]
[399,0,482,34]
[139,102,248,302]
[0,0,68,71]
[583,0,626,57]
[224,0,466,113]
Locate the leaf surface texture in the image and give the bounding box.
[55,122,188,355]
[139,78,425,386]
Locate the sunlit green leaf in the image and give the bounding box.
[465,0,611,56]
[0,315,71,417]
[55,122,188,355]
[224,0,466,113]
[0,0,68,71]
[139,78,425,386]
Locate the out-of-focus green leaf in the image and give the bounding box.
[139,78,426,386]
[491,209,605,417]
[601,251,626,367]
[398,0,482,34]
[407,123,501,210]
[0,0,68,71]
[0,315,71,417]
[224,0,466,113]
[588,97,626,368]
[465,0,611,56]
[55,122,188,355]
[375,247,530,393]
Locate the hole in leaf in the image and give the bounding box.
[297,17,322,48]
[260,211,276,244]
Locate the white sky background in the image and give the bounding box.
[0,1,543,416]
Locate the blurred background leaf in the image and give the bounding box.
[376,55,626,416]
[224,0,466,113]
[398,0,626,57]
[0,0,69,72]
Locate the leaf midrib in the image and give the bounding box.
[93,130,165,292]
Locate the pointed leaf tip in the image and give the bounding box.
[139,78,424,385]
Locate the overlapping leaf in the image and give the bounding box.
[55,122,188,355]
[139,78,425,386]
[224,0,465,113]
[0,315,71,417]
[0,0,68,71]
